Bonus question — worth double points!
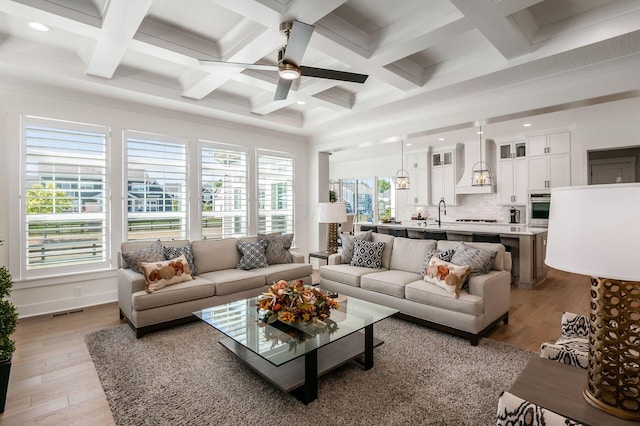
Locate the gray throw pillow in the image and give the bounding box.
[340,230,373,264]
[450,242,497,276]
[258,233,293,264]
[164,245,197,276]
[350,239,385,269]
[420,248,456,278]
[236,240,268,270]
[122,240,165,273]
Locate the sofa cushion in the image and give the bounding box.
[164,244,197,276]
[405,281,483,317]
[361,270,421,298]
[258,233,293,264]
[191,238,240,273]
[437,240,506,271]
[372,232,395,269]
[420,248,456,278]
[255,262,313,284]
[132,276,216,311]
[340,230,373,264]
[450,242,497,277]
[423,256,472,298]
[350,239,385,269]
[121,240,165,273]
[319,264,382,287]
[198,269,266,296]
[236,240,268,270]
[390,238,437,274]
[140,255,194,293]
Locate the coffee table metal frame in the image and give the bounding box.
[193,295,397,404]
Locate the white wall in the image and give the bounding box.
[0,80,310,318]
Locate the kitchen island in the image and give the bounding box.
[356,222,548,289]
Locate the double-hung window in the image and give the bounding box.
[125,131,187,241]
[257,151,294,234]
[22,116,109,277]
[200,142,248,239]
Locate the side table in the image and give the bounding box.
[308,251,331,266]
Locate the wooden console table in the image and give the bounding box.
[509,357,637,425]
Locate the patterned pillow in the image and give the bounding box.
[423,256,472,298]
[350,239,385,269]
[420,248,456,278]
[164,245,197,276]
[140,254,193,293]
[258,233,293,264]
[122,240,165,273]
[236,240,268,270]
[340,230,373,264]
[450,242,497,276]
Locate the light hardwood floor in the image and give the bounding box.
[0,268,591,425]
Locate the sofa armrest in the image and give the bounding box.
[328,253,343,265]
[118,268,146,319]
[290,251,305,263]
[468,270,510,325]
[503,252,512,272]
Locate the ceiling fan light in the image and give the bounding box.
[278,63,300,80]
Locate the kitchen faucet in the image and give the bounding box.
[438,198,447,227]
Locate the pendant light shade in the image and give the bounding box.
[471,126,493,186]
[396,139,410,190]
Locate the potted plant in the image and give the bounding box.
[0,264,18,413]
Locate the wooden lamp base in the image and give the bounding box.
[326,223,339,254]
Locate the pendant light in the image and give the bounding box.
[395,138,410,190]
[471,126,492,186]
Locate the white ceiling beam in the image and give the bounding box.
[449,0,532,59]
[86,0,154,79]
[282,0,348,23]
[250,78,345,115]
[210,0,282,30]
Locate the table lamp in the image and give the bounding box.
[318,202,347,254]
[545,183,640,420]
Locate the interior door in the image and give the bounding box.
[590,157,636,184]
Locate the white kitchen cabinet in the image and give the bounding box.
[499,140,527,159]
[498,157,528,205]
[431,164,456,205]
[528,153,571,190]
[527,132,570,157]
[404,151,428,205]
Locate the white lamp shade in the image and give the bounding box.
[318,202,347,224]
[545,183,640,281]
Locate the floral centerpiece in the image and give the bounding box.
[257,279,339,325]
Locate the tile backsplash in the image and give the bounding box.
[410,193,526,224]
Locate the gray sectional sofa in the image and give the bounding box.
[319,232,511,345]
[118,236,312,337]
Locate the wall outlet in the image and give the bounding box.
[74,286,82,297]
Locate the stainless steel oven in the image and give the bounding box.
[528,191,551,227]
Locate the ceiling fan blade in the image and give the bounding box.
[199,60,277,72]
[274,78,293,101]
[300,66,369,83]
[282,20,314,65]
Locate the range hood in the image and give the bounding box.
[455,138,496,194]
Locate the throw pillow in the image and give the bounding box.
[350,239,385,269]
[340,230,373,264]
[258,233,293,264]
[236,240,268,270]
[423,256,472,298]
[450,242,497,276]
[420,248,456,278]
[140,254,194,293]
[164,245,197,276]
[122,240,165,274]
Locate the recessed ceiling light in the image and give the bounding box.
[296,100,306,105]
[29,22,51,32]
[406,143,412,146]
[523,123,532,127]
[477,131,484,135]
[438,138,444,141]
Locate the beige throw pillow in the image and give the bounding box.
[140,254,193,293]
[423,256,472,298]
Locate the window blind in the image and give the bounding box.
[257,152,294,234]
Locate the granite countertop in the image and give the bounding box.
[369,222,548,236]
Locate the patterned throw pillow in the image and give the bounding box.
[340,230,373,264]
[164,245,197,276]
[450,242,497,276]
[350,239,385,269]
[236,240,268,270]
[423,256,472,298]
[122,240,165,274]
[420,248,456,278]
[258,233,293,264]
[140,254,193,293]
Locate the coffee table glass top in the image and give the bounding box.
[193,294,397,367]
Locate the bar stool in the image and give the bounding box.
[471,233,501,244]
[360,225,377,232]
[389,228,408,238]
[423,230,448,240]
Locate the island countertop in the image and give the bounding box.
[362,222,548,236]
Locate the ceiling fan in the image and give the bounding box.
[198,20,369,101]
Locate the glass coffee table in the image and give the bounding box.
[193,294,397,404]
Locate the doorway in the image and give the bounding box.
[588,147,640,184]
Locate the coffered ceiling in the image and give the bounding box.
[0,0,639,149]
